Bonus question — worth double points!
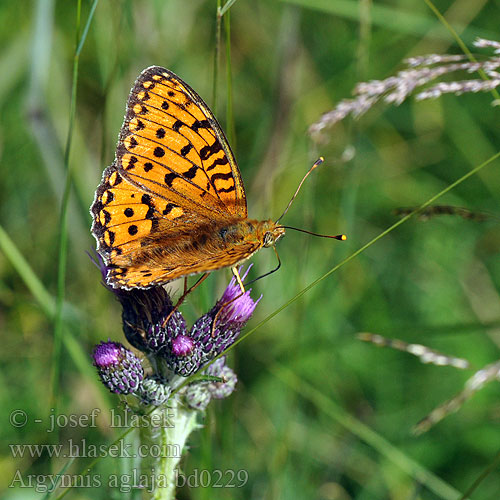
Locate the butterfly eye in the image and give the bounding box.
[263,232,275,247]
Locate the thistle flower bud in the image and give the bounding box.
[93,341,144,395]
[209,365,238,399]
[184,383,212,411]
[183,357,238,411]
[163,342,203,377]
[205,357,238,399]
[139,376,171,406]
[120,287,186,354]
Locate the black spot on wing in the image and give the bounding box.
[126,156,138,170]
[205,156,229,171]
[145,207,155,219]
[172,120,183,132]
[163,203,178,215]
[192,119,210,132]
[217,185,236,193]
[200,141,222,161]
[210,171,233,182]
[164,172,179,186]
[180,143,193,157]
[183,165,198,180]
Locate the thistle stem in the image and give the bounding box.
[139,399,198,500]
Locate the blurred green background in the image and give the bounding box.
[1,0,500,499]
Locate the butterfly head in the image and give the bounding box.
[262,221,285,248]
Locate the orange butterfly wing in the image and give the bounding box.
[91,66,261,289]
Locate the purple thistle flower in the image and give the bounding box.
[215,267,261,325]
[190,289,259,357]
[172,335,195,356]
[93,341,122,367]
[161,266,260,376]
[92,255,259,381]
[162,335,202,377]
[190,266,260,360]
[93,341,144,395]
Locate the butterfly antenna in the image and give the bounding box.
[281,226,347,241]
[275,157,325,224]
[243,246,282,287]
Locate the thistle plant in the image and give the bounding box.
[91,257,258,499]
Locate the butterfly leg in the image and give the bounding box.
[231,266,246,294]
[209,267,247,337]
[210,289,246,338]
[161,273,209,328]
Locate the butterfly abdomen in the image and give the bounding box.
[121,218,253,262]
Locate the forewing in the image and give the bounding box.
[91,66,251,289]
[116,66,247,218]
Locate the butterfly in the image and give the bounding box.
[91,66,285,290]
